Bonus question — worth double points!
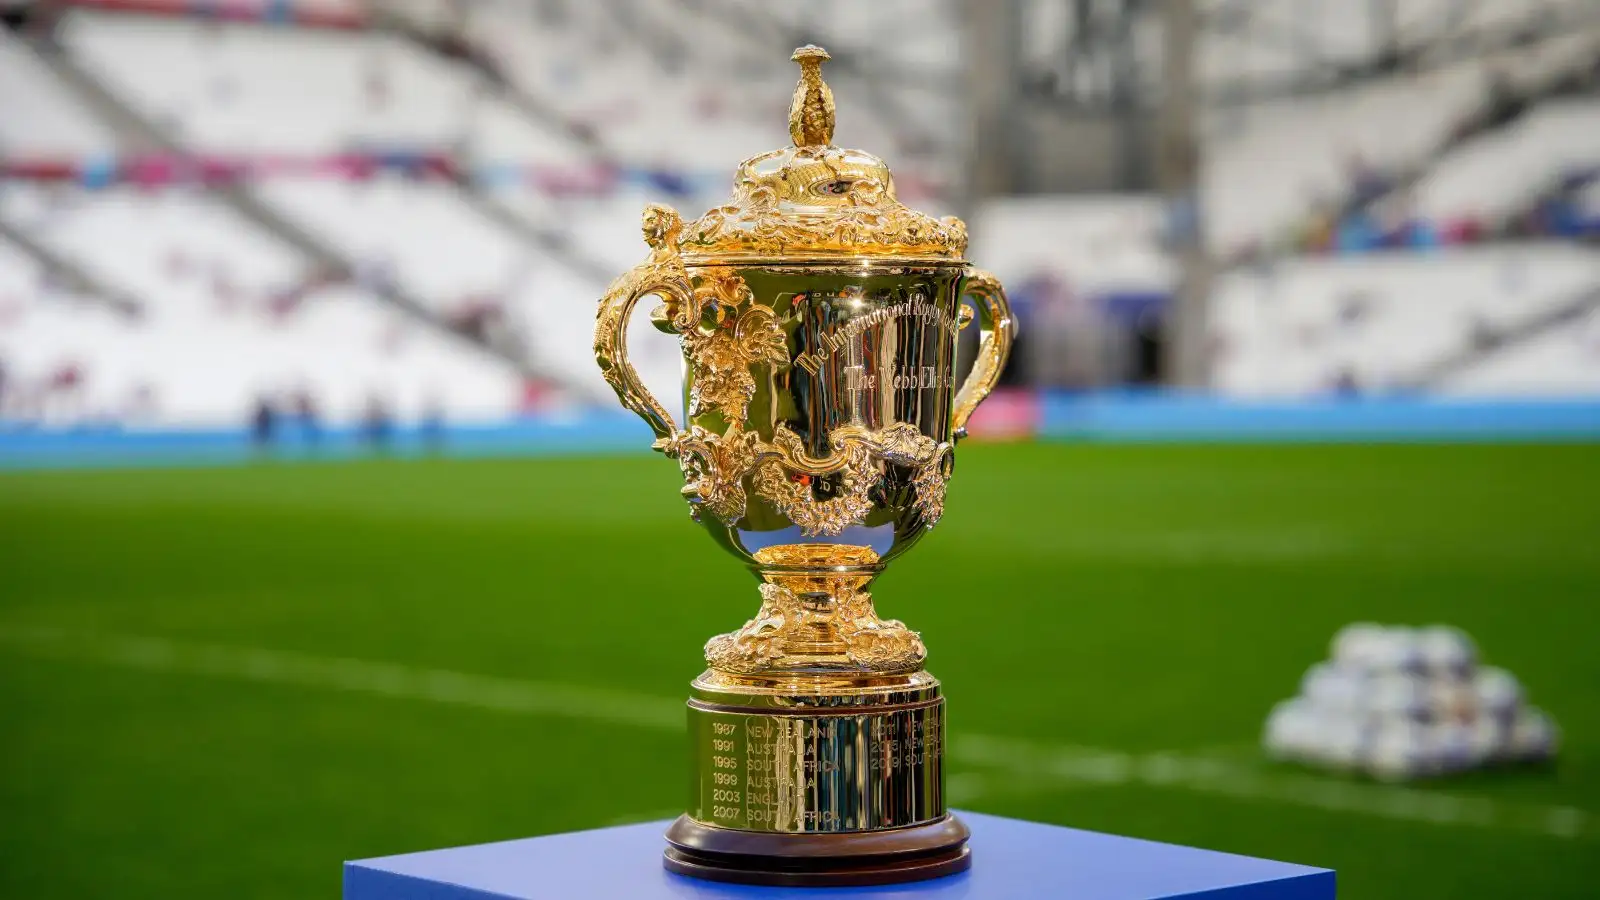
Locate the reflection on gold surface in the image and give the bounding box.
[686,693,945,834]
[752,544,880,568]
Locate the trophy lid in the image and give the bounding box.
[675,45,968,264]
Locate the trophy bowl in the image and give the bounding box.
[593,46,1015,886]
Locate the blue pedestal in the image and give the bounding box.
[344,812,1334,899]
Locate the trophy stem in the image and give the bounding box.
[702,544,927,676]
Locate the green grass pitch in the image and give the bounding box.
[1,443,1597,898]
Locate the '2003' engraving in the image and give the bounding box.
[689,703,946,833]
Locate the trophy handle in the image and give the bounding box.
[951,267,1017,440]
[594,257,693,440]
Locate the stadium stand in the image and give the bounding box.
[1210,246,1600,396]
[0,181,525,425]
[59,11,575,162]
[1,0,1596,432]
[1413,99,1600,225]
[0,18,538,427]
[0,27,115,152]
[62,9,683,396]
[1439,308,1600,396]
[1203,28,1600,256]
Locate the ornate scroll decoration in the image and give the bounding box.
[658,422,952,536]
[703,583,797,673]
[752,426,876,538]
[635,220,952,536]
[704,582,926,675]
[678,270,786,422]
[654,425,763,524]
[680,188,970,262]
[909,443,953,525]
[672,46,970,261]
[752,423,951,537]
[950,268,1017,439]
[647,263,787,523]
[789,45,834,148]
[593,204,690,439]
[752,452,876,538]
[836,586,926,671]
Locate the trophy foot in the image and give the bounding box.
[663,814,971,887]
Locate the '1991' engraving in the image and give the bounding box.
[688,702,946,833]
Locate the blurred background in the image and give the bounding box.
[0,0,1597,897]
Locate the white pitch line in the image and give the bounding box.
[949,734,1596,843]
[0,623,685,731]
[1,624,1591,842]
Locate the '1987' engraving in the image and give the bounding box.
[691,704,946,833]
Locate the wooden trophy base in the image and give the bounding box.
[662,813,971,887]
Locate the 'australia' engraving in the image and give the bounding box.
[692,704,947,833]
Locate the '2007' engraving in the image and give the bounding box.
[690,703,946,833]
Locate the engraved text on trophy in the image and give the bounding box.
[793,291,962,377]
[691,705,946,833]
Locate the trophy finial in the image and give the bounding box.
[789,44,835,148]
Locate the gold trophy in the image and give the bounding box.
[594,46,1015,886]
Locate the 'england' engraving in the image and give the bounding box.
[689,703,947,833]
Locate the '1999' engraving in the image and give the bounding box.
[688,702,946,833]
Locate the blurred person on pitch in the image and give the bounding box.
[421,393,447,455]
[362,394,393,453]
[293,388,323,448]
[251,394,278,451]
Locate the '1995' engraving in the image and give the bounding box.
[690,703,946,833]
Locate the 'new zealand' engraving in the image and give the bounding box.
[689,703,947,833]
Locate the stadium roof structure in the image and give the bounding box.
[553,0,1600,196]
[995,0,1600,108]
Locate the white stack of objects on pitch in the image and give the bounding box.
[1264,624,1558,781]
